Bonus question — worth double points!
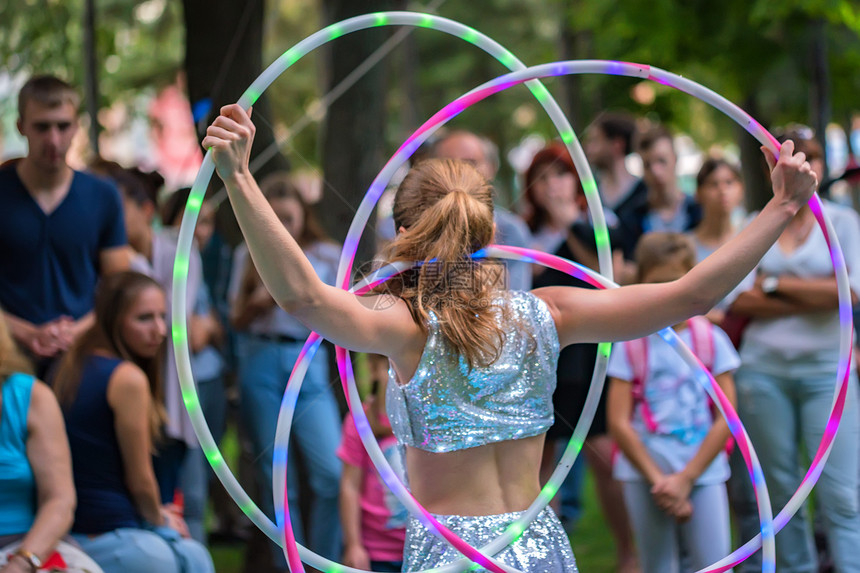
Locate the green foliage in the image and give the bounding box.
[0,0,185,104]
[557,0,860,146]
[395,0,577,195]
[260,0,325,172]
[1,0,857,173]
[2,0,79,79]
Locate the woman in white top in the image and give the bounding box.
[728,131,860,573]
[688,157,746,325]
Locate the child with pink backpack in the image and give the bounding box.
[607,232,740,573]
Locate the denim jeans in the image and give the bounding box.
[72,527,214,573]
[732,367,860,573]
[237,335,342,566]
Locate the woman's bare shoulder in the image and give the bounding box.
[106,362,151,409]
[108,361,148,389]
[27,379,66,435]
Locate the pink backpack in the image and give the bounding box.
[623,316,734,454]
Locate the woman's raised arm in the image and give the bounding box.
[537,140,818,347]
[202,105,421,359]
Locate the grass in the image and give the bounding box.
[567,473,616,573]
[212,545,245,573]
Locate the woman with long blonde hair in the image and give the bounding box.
[203,105,817,570]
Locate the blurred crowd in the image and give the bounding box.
[2,74,860,573]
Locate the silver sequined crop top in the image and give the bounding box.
[386,291,559,453]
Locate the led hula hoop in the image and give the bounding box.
[176,12,614,573]
[171,12,853,573]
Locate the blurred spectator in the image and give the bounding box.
[585,111,648,260]
[635,126,702,236]
[338,354,407,572]
[607,232,738,573]
[523,142,585,257]
[688,158,746,325]
[433,130,533,291]
[161,188,227,544]
[230,172,342,569]
[89,159,163,209]
[527,141,636,565]
[0,75,129,377]
[0,312,103,573]
[533,216,638,573]
[688,158,745,261]
[727,130,860,573]
[52,272,214,573]
[115,168,204,509]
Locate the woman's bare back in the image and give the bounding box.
[389,327,547,517]
[405,434,546,516]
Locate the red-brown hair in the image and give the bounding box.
[523,142,581,232]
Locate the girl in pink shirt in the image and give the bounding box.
[338,354,407,571]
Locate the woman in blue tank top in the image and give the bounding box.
[0,311,87,572]
[52,272,213,573]
[203,105,818,571]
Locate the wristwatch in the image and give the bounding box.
[761,275,779,296]
[12,548,41,571]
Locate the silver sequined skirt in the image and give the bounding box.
[403,507,578,572]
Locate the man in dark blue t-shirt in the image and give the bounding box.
[0,75,129,369]
[634,125,702,238]
[584,111,649,264]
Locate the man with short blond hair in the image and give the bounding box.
[0,75,129,375]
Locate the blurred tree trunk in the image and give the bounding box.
[739,96,773,213]
[559,1,598,132]
[809,17,831,176]
[182,0,289,245]
[320,0,395,271]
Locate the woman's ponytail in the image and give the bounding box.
[372,159,507,369]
